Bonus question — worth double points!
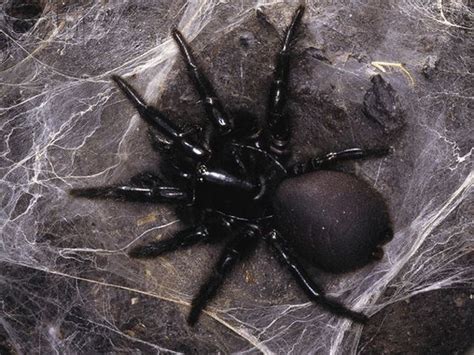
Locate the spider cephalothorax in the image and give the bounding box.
[71,6,393,325]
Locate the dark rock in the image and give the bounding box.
[363,74,405,135]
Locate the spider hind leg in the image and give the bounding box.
[265,230,368,324]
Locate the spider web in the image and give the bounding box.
[0,0,472,353]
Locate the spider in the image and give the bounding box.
[71,6,393,326]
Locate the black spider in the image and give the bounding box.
[71,6,393,326]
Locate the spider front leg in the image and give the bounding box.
[70,172,189,203]
[265,230,368,324]
[112,75,209,161]
[172,29,234,136]
[289,147,392,176]
[265,5,304,156]
[188,225,259,325]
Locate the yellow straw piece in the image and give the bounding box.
[371,61,415,87]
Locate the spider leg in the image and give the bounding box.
[112,75,210,161]
[129,212,234,258]
[289,147,392,176]
[70,185,188,203]
[265,5,305,156]
[265,230,369,324]
[229,145,248,175]
[148,129,173,153]
[129,225,212,258]
[172,29,234,136]
[146,129,196,181]
[70,172,189,203]
[188,225,259,325]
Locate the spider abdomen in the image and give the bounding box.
[273,170,392,273]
